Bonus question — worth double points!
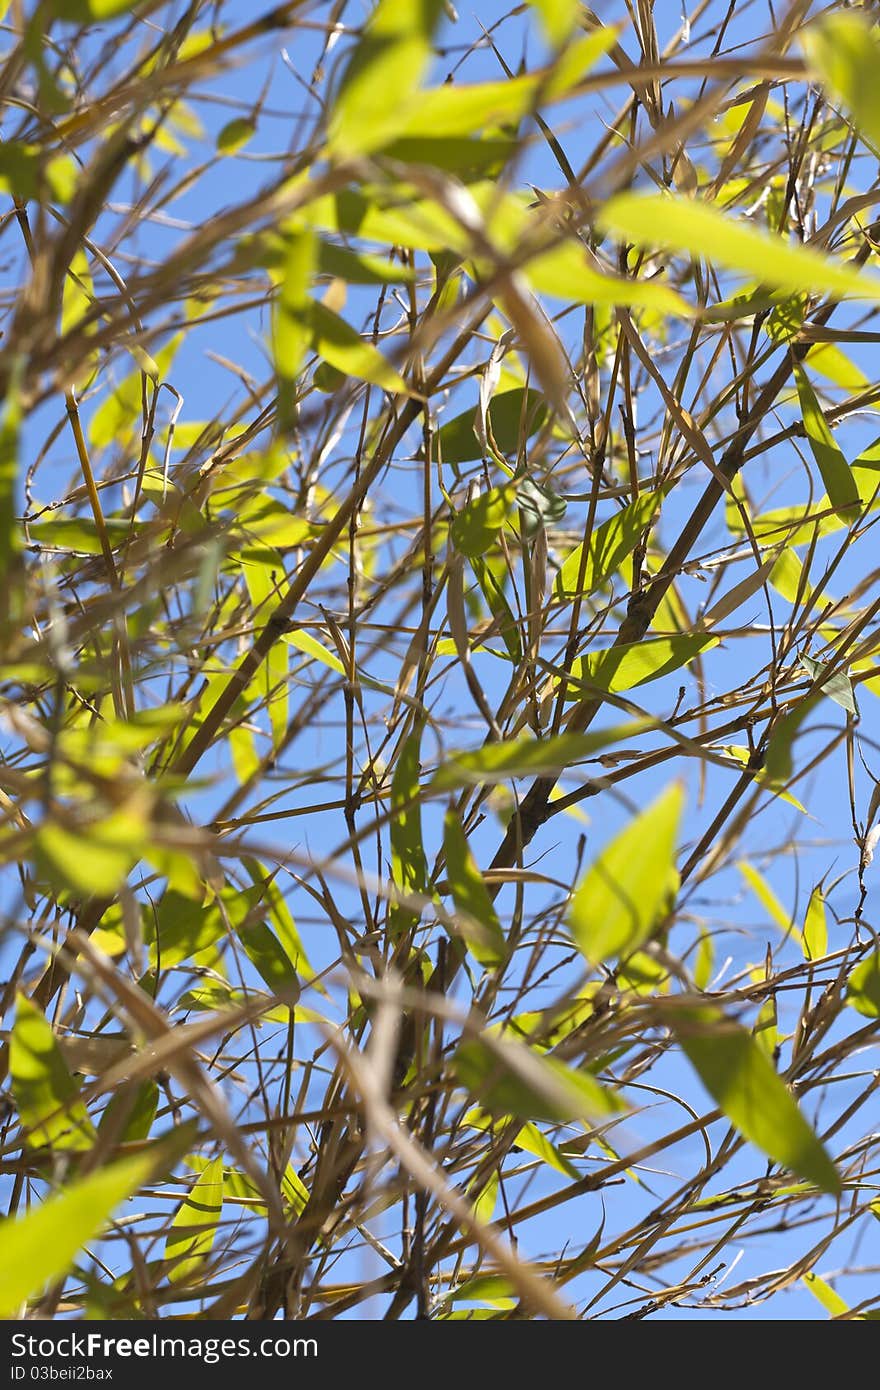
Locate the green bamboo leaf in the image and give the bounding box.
[738,860,795,937]
[764,693,821,784]
[55,0,153,18]
[846,951,880,1019]
[528,0,581,45]
[567,783,683,964]
[673,1007,841,1194]
[10,996,96,1152]
[307,300,406,394]
[803,1271,850,1319]
[327,0,445,157]
[390,730,428,937]
[35,812,144,898]
[799,652,857,716]
[443,810,507,968]
[794,365,860,513]
[450,484,516,557]
[598,193,880,301]
[526,239,688,317]
[272,229,316,430]
[98,1080,159,1144]
[436,388,548,464]
[432,720,650,790]
[555,493,662,599]
[803,888,828,962]
[803,11,880,154]
[237,920,301,1006]
[569,634,718,695]
[395,29,617,140]
[454,1035,621,1123]
[0,1152,153,1317]
[164,1155,224,1285]
[0,365,21,581]
[216,117,255,155]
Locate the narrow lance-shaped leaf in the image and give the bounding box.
[272,228,316,431]
[0,1152,154,1318]
[0,363,21,582]
[568,784,683,964]
[10,995,96,1152]
[568,634,718,696]
[164,1155,224,1285]
[390,729,428,937]
[528,0,582,46]
[432,720,651,790]
[803,887,828,962]
[327,0,445,157]
[672,1007,841,1195]
[845,951,880,1019]
[794,365,860,513]
[597,193,880,302]
[555,492,662,599]
[454,1035,621,1124]
[803,11,880,155]
[443,810,507,968]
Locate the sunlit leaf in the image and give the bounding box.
[450,483,516,557]
[327,0,445,157]
[454,1035,621,1123]
[568,784,683,964]
[673,1008,841,1194]
[0,1152,153,1317]
[216,117,255,154]
[803,887,828,962]
[443,810,507,968]
[794,365,860,513]
[390,729,428,937]
[804,11,880,154]
[432,720,650,790]
[846,951,880,1019]
[528,0,582,46]
[10,996,96,1152]
[598,193,880,301]
[803,1271,850,1318]
[568,634,718,695]
[164,1155,224,1285]
[555,493,662,599]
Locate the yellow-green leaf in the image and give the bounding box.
[216,117,255,154]
[327,0,445,157]
[0,365,21,580]
[35,812,144,897]
[432,720,650,790]
[555,493,661,599]
[10,996,96,1152]
[846,951,880,1019]
[0,1152,153,1317]
[528,0,581,46]
[272,229,316,429]
[794,365,860,513]
[443,810,507,968]
[454,1035,620,1123]
[673,1007,841,1194]
[568,783,683,964]
[598,193,880,302]
[165,1155,224,1285]
[803,1271,850,1318]
[803,11,880,154]
[450,484,516,557]
[803,887,828,962]
[569,634,718,695]
[307,300,405,394]
[396,29,616,140]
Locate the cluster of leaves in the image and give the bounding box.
[2,0,880,1320]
